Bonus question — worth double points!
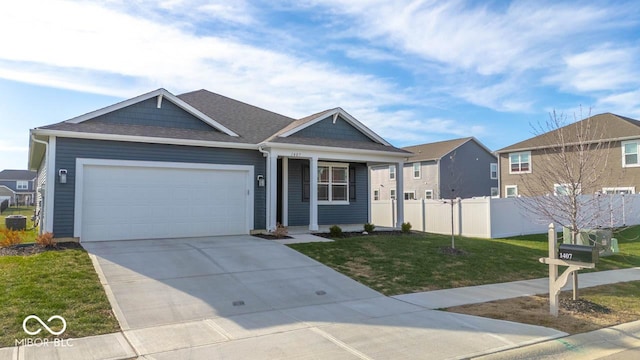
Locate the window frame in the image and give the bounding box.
[490,187,499,198]
[424,189,433,200]
[490,163,498,179]
[389,165,396,180]
[16,181,28,190]
[509,151,531,174]
[622,140,640,167]
[318,162,349,205]
[390,189,396,200]
[554,183,581,196]
[404,191,416,200]
[602,187,635,195]
[373,189,380,201]
[505,185,518,198]
[412,162,421,179]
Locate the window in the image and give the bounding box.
[389,165,396,180]
[509,151,531,174]
[413,163,421,179]
[602,187,635,194]
[554,183,580,196]
[505,185,518,198]
[425,190,433,200]
[390,189,396,200]
[490,163,498,179]
[373,189,380,201]
[16,181,28,190]
[318,163,348,204]
[491,187,499,197]
[622,141,640,167]
[404,191,416,200]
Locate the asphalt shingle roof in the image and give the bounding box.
[402,137,474,161]
[0,170,36,180]
[497,113,640,153]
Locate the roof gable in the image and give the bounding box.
[276,108,391,146]
[403,137,480,162]
[0,170,36,181]
[66,89,239,137]
[498,113,640,153]
[288,114,375,143]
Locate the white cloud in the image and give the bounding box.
[596,90,640,118]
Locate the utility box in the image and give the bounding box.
[5,215,27,231]
[558,244,599,264]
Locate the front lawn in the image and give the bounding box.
[0,247,120,347]
[288,229,640,296]
[0,206,38,243]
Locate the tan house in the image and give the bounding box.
[496,113,640,197]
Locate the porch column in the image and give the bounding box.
[309,156,319,231]
[267,152,278,231]
[281,157,289,226]
[395,161,405,228]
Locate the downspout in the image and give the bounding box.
[31,134,48,235]
[258,145,271,231]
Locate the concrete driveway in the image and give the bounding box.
[85,236,565,359]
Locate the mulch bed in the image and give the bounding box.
[253,234,293,240]
[560,298,612,314]
[0,242,83,256]
[314,230,408,239]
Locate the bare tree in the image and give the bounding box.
[518,109,617,299]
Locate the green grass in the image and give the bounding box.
[0,206,38,243]
[0,248,120,347]
[289,229,640,296]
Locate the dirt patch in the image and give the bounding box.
[439,246,467,256]
[342,259,376,279]
[252,233,293,240]
[446,292,637,334]
[0,242,83,256]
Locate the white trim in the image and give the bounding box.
[505,185,518,198]
[508,151,532,174]
[317,161,349,205]
[395,161,405,227]
[373,189,380,201]
[73,158,254,239]
[367,165,372,223]
[65,88,239,137]
[309,157,319,231]
[267,151,278,231]
[15,181,29,190]
[389,189,397,200]
[490,163,498,179]
[403,190,416,200]
[621,140,640,168]
[277,108,392,146]
[31,129,256,150]
[44,137,56,233]
[554,183,581,196]
[602,187,635,194]
[282,157,289,226]
[262,141,407,161]
[412,162,421,179]
[389,165,396,180]
[424,189,433,200]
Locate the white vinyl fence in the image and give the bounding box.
[372,194,640,238]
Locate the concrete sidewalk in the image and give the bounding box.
[3,267,638,360]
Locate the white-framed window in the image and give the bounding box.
[554,183,581,196]
[491,187,499,197]
[505,185,518,198]
[16,181,28,190]
[490,163,498,179]
[412,163,421,179]
[389,165,396,180]
[373,189,380,201]
[318,162,349,204]
[602,187,635,194]
[622,140,640,167]
[390,189,396,200]
[425,189,433,200]
[509,151,531,174]
[404,191,416,200]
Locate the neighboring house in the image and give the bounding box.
[28,88,409,242]
[0,169,36,206]
[370,137,499,201]
[496,113,640,198]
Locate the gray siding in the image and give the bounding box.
[287,159,369,226]
[53,138,265,237]
[439,140,498,199]
[291,116,374,142]
[86,98,218,131]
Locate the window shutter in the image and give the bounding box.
[349,166,356,201]
[302,165,310,202]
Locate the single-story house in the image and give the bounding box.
[0,169,37,206]
[28,89,410,242]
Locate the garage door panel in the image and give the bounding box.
[79,163,252,242]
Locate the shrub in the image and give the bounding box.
[401,222,412,233]
[0,228,24,247]
[363,223,375,233]
[36,232,56,247]
[329,225,343,238]
[273,223,288,239]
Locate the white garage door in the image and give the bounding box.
[75,159,253,242]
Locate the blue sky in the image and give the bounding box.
[1,0,639,170]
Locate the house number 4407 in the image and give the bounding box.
[290,152,303,157]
